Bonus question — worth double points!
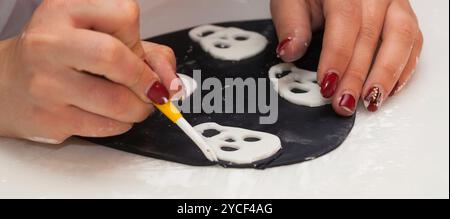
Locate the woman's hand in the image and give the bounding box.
[0,0,178,143]
[272,0,423,116]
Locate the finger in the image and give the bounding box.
[363,1,419,112]
[65,106,133,138]
[332,0,390,116]
[271,0,314,62]
[141,41,180,96]
[61,69,154,124]
[16,105,133,143]
[318,0,362,99]
[390,30,423,96]
[48,28,169,105]
[67,0,144,56]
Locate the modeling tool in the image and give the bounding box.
[155,101,218,162]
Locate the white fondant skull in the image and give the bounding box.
[194,123,282,164]
[269,63,330,107]
[189,25,268,61]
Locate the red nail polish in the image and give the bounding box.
[339,94,356,113]
[147,81,170,105]
[364,87,383,112]
[276,37,292,56]
[320,72,339,98]
[389,82,400,97]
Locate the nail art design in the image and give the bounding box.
[276,37,293,57]
[364,87,383,112]
[339,94,357,113]
[320,71,339,98]
[147,81,170,105]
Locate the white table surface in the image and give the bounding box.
[0,0,448,199]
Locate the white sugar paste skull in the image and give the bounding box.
[269,63,330,107]
[189,25,268,61]
[194,123,282,164]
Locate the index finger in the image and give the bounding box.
[271,0,314,62]
[67,0,144,56]
[47,29,165,104]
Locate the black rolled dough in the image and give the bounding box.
[84,20,356,169]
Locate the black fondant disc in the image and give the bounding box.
[85,20,356,169]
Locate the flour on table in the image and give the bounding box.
[189,25,268,61]
[269,63,330,107]
[194,123,282,164]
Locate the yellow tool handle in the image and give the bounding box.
[155,101,218,162]
[155,102,183,123]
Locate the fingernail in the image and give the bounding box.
[174,74,183,92]
[276,37,293,57]
[364,87,383,112]
[389,82,400,97]
[178,76,187,98]
[171,75,186,101]
[339,94,357,113]
[320,71,340,98]
[147,81,170,105]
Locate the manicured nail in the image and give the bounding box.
[276,37,293,57]
[171,75,186,101]
[364,87,383,112]
[174,74,183,91]
[389,82,400,97]
[147,81,170,105]
[339,94,357,113]
[320,71,340,98]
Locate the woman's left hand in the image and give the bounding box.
[271,0,423,116]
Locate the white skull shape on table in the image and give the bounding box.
[269,63,331,107]
[189,25,268,61]
[194,123,282,165]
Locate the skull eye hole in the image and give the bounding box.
[199,30,215,37]
[243,137,261,142]
[214,42,231,49]
[234,35,249,41]
[291,88,307,94]
[202,129,221,138]
[220,146,239,152]
[224,138,236,142]
[276,70,291,79]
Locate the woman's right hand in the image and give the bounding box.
[0,0,178,144]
